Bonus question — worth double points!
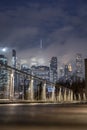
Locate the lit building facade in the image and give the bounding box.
[21,64,31,74]
[20,64,31,98]
[0,55,9,98]
[20,64,31,87]
[0,54,8,65]
[50,57,58,83]
[12,49,16,68]
[76,53,83,79]
[31,65,50,94]
[31,65,50,81]
[85,59,87,97]
[64,65,69,80]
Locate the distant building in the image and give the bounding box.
[76,53,83,79]
[12,49,16,68]
[12,49,17,94]
[31,65,50,94]
[59,67,64,78]
[0,55,9,98]
[64,65,69,80]
[50,57,58,83]
[21,64,31,74]
[0,54,8,65]
[31,65,50,81]
[85,59,87,97]
[64,64,72,80]
[20,64,31,96]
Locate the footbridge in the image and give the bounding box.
[0,63,86,103]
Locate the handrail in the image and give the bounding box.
[0,63,56,86]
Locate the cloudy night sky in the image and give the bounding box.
[0,0,87,68]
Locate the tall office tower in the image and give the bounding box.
[68,64,72,77]
[0,54,8,65]
[0,55,9,98]
[50,57,58,83]
[12,49,18,94]
[20,64,31,96]
[85,59,87,97]
[64,64,72,81]
[12,49,16,68]
[64,65,69,80]
[76,53,83,79]
[59,67,64,78]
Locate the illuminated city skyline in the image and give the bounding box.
[0,0,87,67]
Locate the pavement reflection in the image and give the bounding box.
[0,103,87,130]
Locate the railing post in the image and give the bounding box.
[59,87,62,102]
[29,76,34,101]
[9,70,14,100]
[22,78,24,100]
[74,93,76,101]
[5,72,10,99]
[83,92,86,101]
[42,81,46,101]
[78,93,81,101]
[70,90,73,101]
[51,86,55,102]
[67,89,70,101]
[64,88,67,102]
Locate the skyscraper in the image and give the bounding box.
[64,65,69,80]
[0,54,8,65]
[76,53,83,79]
[12,49,16,68]
[64,64,72,80]
[50,57,58,83]
[0,55,8,98]
[85,59,87,97]
[12,49,18,94]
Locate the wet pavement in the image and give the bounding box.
[0,103,87,130]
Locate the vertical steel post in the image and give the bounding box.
[51,86,55,102]
[29,76,34,101]
[59,87,62,102]
[70,90,73,101]
[42,81,46,101]
[10,69,14,100]
[64,88,67,102]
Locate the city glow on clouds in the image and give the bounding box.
[30,57,45,66]
[0,0,87,67]
[2,47,8,52]
[0,47,10,53]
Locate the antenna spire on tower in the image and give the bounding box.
[40,39,43,49]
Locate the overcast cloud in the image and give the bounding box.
[0,0,87,70]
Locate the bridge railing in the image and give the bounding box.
[0,63,86,102]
